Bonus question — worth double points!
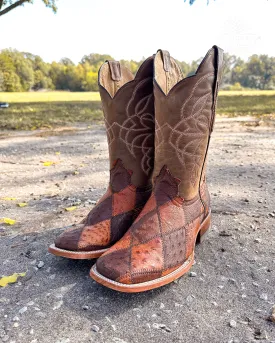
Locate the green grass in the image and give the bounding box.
[0,91,274,130]
[218,90,275,117]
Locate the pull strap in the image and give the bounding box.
[107,60,121,81]
[210,45,224,133]
[157,49,171,72]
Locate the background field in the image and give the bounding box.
[0,90,275,130]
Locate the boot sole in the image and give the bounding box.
[48,244,108,260]
[90,211,211,292]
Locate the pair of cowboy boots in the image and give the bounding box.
[49,45,223,293]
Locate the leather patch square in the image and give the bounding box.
[110,211,134,244]
[131,237,163,272]
[132,211,160,245]
[112,186,136,216]
[79,219,111,248]
[159,202,185,233]
[162,227,186,269]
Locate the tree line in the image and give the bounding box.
[1,49,275,92]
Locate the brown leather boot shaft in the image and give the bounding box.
[153,46,223,200]
[99,57,155,188]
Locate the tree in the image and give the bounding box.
[0,0,57,17]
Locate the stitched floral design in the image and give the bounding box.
[104,77,154,176]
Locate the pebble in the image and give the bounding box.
[13,322,19,328]
[259,293,268,301]
[13,316,19,322]
[82,305,89,310]
[189,272,197,277]
[229,320,237,328]
[152,323,171,332]
[91,325,100,333]
[19,306,28,314]
[2,335,9,342]
[37,261,45,268]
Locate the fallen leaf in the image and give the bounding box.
[17,203,28,207]
[2,197,17,201]
[0,272,26,287]
[65,206,77,212]
[42,161,57,166]
[0,218,16,225]
[73,171,79,175]
[55,152,61,155]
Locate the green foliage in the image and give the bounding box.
[0,0,57,17]
[1,48,275,92]
[222,53,275,90]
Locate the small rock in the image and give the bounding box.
[13,316,19,322]
[37,261,45,269]
[219,231,232,237]
[91,325,100,333]
[13,322,19,328]
[259,293,268,301]
[254,328,267,340]
[19,306,27,315]
[82,305,89,310]
[189,272,197,277]
[2,335,9,342]
[152,323,171,332]
[254,238,261,243]
[229,320,237,328]
[0,330,6,338]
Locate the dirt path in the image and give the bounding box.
[0,120,274,343]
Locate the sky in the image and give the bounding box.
[0,0,274,64]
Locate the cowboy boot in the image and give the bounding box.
[90,46,223,291]
[49,57,155,259]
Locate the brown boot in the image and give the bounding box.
[49,57,155,259]
[90,46,223,291]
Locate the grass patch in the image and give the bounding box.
[0,101,103,130]
[218,93,275,117]
[0,91,275,130]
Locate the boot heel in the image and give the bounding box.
[196,212,211,244]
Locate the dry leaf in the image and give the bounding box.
[73,171,79,175]
[17,203,28,207]
[2,197,17,201]
[0,218,16,225]
[0,272,26,287]
[42,161,57,166]
[55,152,61,155]
[65,206,77,212]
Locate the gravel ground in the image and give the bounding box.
[0,119,274,343]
